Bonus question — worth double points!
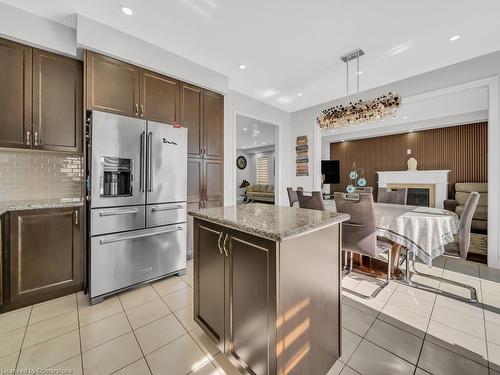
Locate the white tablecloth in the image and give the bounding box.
[324,201,460,265]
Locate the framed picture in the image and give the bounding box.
[236,156,247,170]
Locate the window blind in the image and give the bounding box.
[256,157,269,185]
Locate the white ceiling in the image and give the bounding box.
[4,0,500,112]
[236,115,276,150]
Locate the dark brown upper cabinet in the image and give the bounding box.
[33,49,83,152]
[180,83,203,157]
[86,51,140,117]
[9,208,83,305]
[0,39,32,149]
[203,90,224,159]
[140,69,179,123]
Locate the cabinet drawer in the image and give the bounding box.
[91,206,145,235]
[146,202,186,227]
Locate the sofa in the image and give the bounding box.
[245,184,275,203]
[444,182,487,232]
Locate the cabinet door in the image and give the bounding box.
[194,220,225,349]
[140,69,179,123]
[33,49,83,152]
[203,90,223,159]
[180,83,203,158]
[226,232,275,375]
[205,159,223,208]
[187,158,203,255]
[86,51,140,117]
[0,38,32,149]
[9,208,82,303]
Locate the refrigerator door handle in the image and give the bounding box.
[140,131,146,192]
[99,226,183,245]
[147,131,153,192]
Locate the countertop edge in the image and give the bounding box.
[189,209,350,242]
[0,201,84,216]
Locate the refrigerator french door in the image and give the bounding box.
[88,111,188,304]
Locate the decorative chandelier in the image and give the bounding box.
[317,49,401,130]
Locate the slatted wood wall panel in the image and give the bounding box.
[329,122,487,198]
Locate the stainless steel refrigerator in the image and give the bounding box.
[87,111,187,304]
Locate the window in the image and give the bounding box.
[256,157,269,184]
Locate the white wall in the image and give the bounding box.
[225,90,291,206]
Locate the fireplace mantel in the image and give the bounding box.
[377,170,450,208]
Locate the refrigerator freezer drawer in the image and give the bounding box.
[146,202,187,227]
[90,224,187,299]
[91,206,146,236]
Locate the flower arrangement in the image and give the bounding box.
[346,162,367,193]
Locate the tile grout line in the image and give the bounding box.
[75,292,85,375]
[480,274,491,371]
[14,305,33,371]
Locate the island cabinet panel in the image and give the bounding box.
[0,38,32,149]
[140,69,179,123]
[194,221,226,348]
[86,51,140,117]
[32,49,83,152]
[8,208,83,306]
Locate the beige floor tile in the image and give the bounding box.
[151,276,189,297]
[342,304,376,337]
[326,360,345,375]
[365,319,423,365]
[379,304,429,338]
[146,334,209,375]
[162,287,193,312]
[18,330,80,370]
[414,368,431,375]
[82,332,142,375]
[418,340,488,375]
[342,282,395,317]
[114,358,151,375]
[23,311,78,349]
[487,320,500,346]
[435,294,484,317]
[80,312,131,352]
[431,304,486,339]
[211,353,242,375]
[190,360,221,374]
[480,264,500,283]
[339,328,362,363]
[125,298,171,330]
[119,285,159,310]
[483,291,500,309]
[396,283,438,303]
[0,327,25,358]
[386,290,435,318]
[174,304,198,331]
[77,291,91,309]
[340,366,360,375]
[445,258,480,278]
[135,314,186,354]
[0,306,31,334]
[427,320,488,365]
[439,281,483,303]
[79,297,123,327]
[348,339,415,375]
[0,352,19,370]
[488,341,500,372]
[190,327,220,357]
[29,294,77,325]
[50,355,83,375]
[342,275,361,290]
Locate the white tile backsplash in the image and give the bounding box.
[0,148,84,202]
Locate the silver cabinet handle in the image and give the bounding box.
[222,234,229,257]
[151,205,183,212]
[217,232,223,255]
[147,132,153,192]
[74,209,79,225]
[100,226,183,245]
[99,209,140,217]
[26,130,31,146]
[140,104,144,117]
[34,131,40,146]
[139,131,146,192]
[135,104,139,116]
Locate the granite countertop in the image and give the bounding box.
[0,199,84,216]
[188,203,350,241]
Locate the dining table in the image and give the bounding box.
[323,200,460,274]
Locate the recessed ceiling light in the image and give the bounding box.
[356,71,363,76]
[262,142,266,145]
[242,146,246,148]
[409,130,413,133]
[449,34,461,42]
[341,139,345,142]
[403,116,408,120]
[239,64,246,70]
[120,6,134,15]
[297,92,303,97]
[242,127,248,132]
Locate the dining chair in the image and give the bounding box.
[297,190,325,211]
[334,192,392,299]
[377,188,408,205]
[355,187,373,194]
[408,192,480,303]
[287,187,303,207]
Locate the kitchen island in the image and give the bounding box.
[188,203,349,375]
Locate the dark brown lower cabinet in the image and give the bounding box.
[5,207,83,309]
[193,218,342,375]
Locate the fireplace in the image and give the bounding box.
[407,188,431,207]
